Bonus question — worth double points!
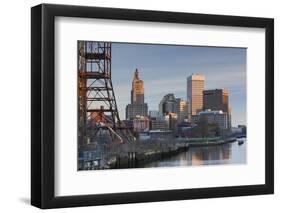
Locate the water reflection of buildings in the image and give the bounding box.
[141,142,245,168]
[186,144,232,166]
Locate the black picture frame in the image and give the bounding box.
[31,3,274,209]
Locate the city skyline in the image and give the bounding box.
[111,43,246,126]
[77,40,247,171]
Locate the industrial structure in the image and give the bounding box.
[78,41,134,146]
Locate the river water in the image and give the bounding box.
[141,140,246,168]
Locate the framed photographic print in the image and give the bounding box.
[31,3,274,209]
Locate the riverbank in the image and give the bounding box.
[108,137,238,169]
[188,137,237,147]
[109,142,189,169]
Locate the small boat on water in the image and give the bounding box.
[238,140,244,145]
[237,138,245,145]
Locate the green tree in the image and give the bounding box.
[197,115,209,138]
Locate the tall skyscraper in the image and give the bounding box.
[203,89,229,113]
[126,69,148,120]
[203,89,231,128]
[187,74,205,116]
[131,69,144,104]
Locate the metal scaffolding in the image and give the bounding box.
[78,41,134,146]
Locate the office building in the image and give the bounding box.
[131,68,144,104]
[164,112,178,133]
[126,104,148,120]
[203,89,229,113]
[126,69,148,119]
[133,115,150,132]
[197,109,229,130]
[149,110,159,118]
[150,115,169,131]
[203,89,231,128]
[187,74,205,116]
[175,98,189,122]
[159,93,177,115]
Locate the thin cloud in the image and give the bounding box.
[111,44,246,126]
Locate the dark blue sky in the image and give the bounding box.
[111,43,246,126]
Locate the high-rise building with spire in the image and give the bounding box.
[126,69,148,120]
[131,69,144,104]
